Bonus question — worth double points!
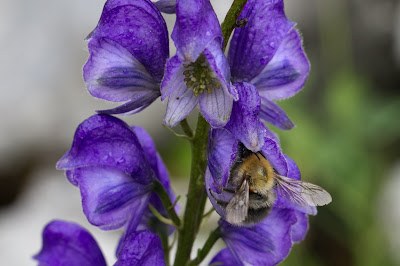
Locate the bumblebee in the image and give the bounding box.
[210,144,332,226]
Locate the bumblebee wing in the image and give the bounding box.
[225,179,249,225]
[275,175,332,206]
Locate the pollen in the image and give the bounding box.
[183,54,221,97]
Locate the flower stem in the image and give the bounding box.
[180,119,194,139]
[153,180,181,228]
[188,227,221,266]
[173,1,248,264]
[221,0,248,51]
[174,114,210,266]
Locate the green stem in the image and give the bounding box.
[180,119,194,139]
[221,0,249,51]
[173,1,248,264]
[188,227,221,266]
[153,180,181,228]
[174,114,210,266]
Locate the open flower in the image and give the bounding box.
[228,0,310,130]
[206,127,321,265]
[57,114,177,234]
[83,0,169,115]
[34,220,165,266]
[161,0,236,127]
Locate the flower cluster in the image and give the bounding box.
[35,0,331,265]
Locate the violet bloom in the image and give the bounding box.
[228,0,310,130]
[161,0,236,127]
[34,220,165,266]
[57,114,176,234]
[83,0,169,115]
[206,128,316,265]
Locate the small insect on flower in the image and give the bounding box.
[210,144,332,226]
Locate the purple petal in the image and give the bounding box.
[285,154,300,180]
[261,137,288,176]
[153,0,176,14]
[84,38,159,103]
[207,128,239,187]
[198,82,233,128]
[161,55,185,101]
[259,96,295,130]
[291,211,309,242]
[172,0,223,62]
[220,207,297,266]
[253,28,310,100]
[57,114,153,185]
[97,90,160,115]
[33,220,106,266]
[209,248,239,266]
[203,38,237,100]
[229,0,295,82]
[73,165,152,230]
[88,1,169,81]
[164,84,198,127]
[225,82,265,152]
[115,231,165,266]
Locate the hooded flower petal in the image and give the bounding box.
[259,96,295,130]
[164,84,199,127]
[161,0,234,127]
[57,114,153,185]
[70,165,152,230]
[84,38,160,103]
[115,231,165,266]
[219,208,297,266]
[153,0,176,14]
[207,128,239,187]
[252,28,310,100]
[209,248,238,266]
[172,0,222,62]
[88,0,169,81]
[229,0,295,82]
[225,82,265,152]
[291,211,309,242]
[160,55,186,101]
[33,220,107,266]
[97,90,161,115]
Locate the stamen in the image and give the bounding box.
[182,54,221,97]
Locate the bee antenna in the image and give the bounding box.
[254,153,261,161]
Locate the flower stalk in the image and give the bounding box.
[173,1,248,265]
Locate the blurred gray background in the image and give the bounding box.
[1,0,400,265]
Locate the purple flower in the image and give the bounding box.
[161,0,236,127]
[57,114,177,234]
[34,220,165,266]
[228,0,310,130]
[83,0,169,115]
[206,127,317,265]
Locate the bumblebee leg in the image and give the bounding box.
[208,189,229,207]
[212,182,236,194]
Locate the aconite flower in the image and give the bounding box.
[161,0,237,127]
[57,114,177,234]
[34,220,165,266]
[228,0,310,130]
[83,0,169,115]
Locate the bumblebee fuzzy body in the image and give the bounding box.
[210,143,332,226]
[228,148,277,225]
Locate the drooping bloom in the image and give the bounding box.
[34,220,165,266]
[228,0,310,130]
[161,0,237,128]
[83,0,169,115]
[206,127,318,265]
[56,114,177,236]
